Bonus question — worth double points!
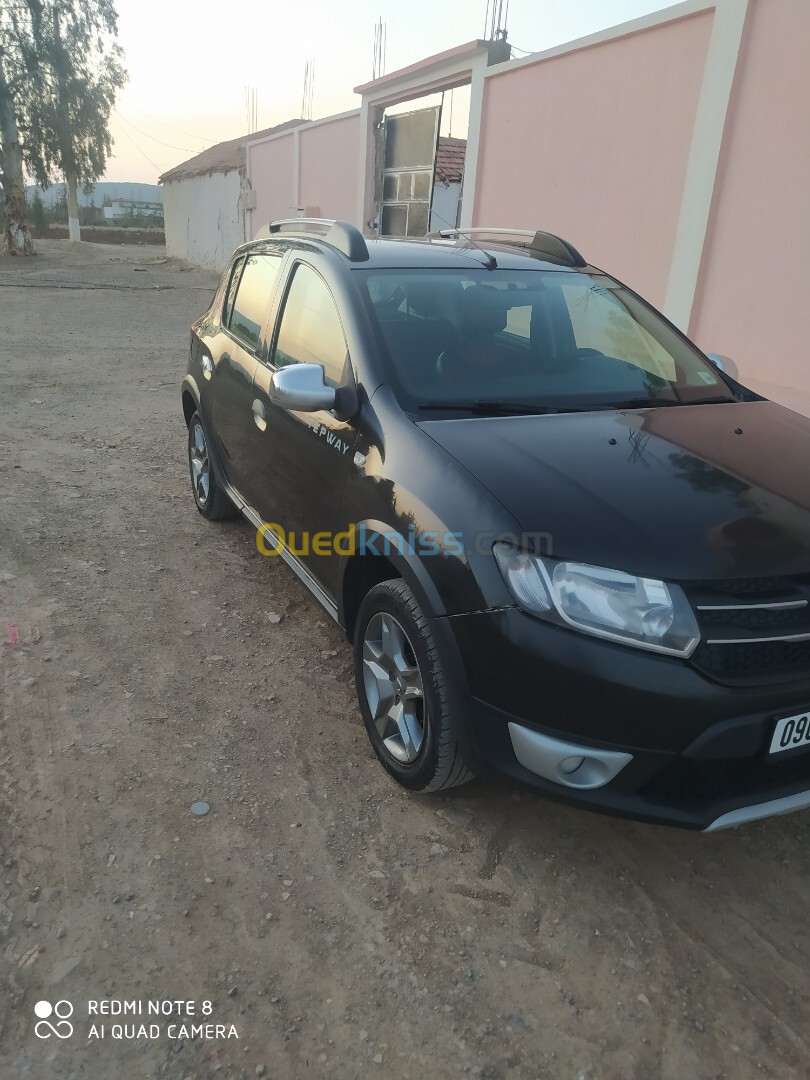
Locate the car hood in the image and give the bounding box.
[418,401,810,580]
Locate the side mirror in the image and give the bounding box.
[270,364,336,413]
[706,353,739,380]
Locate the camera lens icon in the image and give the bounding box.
[34,1000,74,1038]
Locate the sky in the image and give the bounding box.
[107,0,673,184]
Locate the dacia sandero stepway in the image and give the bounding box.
[182,219,810,830]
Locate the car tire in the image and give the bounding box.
[353,578,475,792]
[187,412,237,521]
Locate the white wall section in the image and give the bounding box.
[162,171,244,271]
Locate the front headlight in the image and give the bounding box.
[493,544,700,658]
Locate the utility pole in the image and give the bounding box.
[52,7,80,242]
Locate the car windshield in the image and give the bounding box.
[359,268,737,414]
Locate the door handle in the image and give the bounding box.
[252,398,267,431]
[201,354,213,379]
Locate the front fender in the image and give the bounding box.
[181,373,202,421]
[337,517,450,622]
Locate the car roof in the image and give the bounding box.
[241,234,594,274]
[359,237,589,272]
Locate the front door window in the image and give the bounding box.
[273,263,348,387]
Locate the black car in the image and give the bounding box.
[182,218,810,831]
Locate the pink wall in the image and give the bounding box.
[248,114,360,240]
[249,133,297,237]
[473,12,713,307]
[298,115,361,220]
[690,0,810,394]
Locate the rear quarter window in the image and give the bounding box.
[222,257,244,327]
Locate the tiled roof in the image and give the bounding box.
[159,119,308,183]
[435,136,466,184]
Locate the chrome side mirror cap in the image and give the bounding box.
[269,364,336,413]
[706,353,739,380]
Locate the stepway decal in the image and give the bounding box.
[314,424,352,454]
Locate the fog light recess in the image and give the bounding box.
[507,723,633,791]
[558,756,586,776]
[555,755,612,788]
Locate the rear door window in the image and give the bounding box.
[272,264,348,387]
[228,254,282,352]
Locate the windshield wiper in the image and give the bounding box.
[600,395,734,410]
[417,394,735,416]
[418,400,566,416]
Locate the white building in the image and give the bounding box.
[159,119,305,271]
[103,198,163,221]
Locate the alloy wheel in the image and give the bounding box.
[361,612,426,763]
[189,421,210,506]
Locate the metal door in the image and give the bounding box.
[379,106,440,238]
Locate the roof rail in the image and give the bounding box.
[426,227,586,268]
[255,218,370,262]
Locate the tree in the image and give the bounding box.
[0,1,126,253]
[0,32,34,253]
[51,180,67,222]
[30,187,47,229]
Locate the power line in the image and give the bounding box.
[115,109,205,154]
[115,109,203,153]
[127,106,211,145]
[112,119,163,172]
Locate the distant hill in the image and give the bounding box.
[27,182,163,208]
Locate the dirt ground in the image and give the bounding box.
[1,240,809,1080]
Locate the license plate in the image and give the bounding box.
[769,711,810,755]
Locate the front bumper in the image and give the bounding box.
[442,606,810,830]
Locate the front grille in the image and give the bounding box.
[693,639,810,685]
[698,606,809,632]
[684,574,810,686]
[694,575,801,597]
[643,750,810,809]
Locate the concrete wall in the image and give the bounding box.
[162,170,243,271]
[689,0,810,402]
[247,112,361,239]
[299,115,361,220]
[473,10,714,308]
[248,133,297,238]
